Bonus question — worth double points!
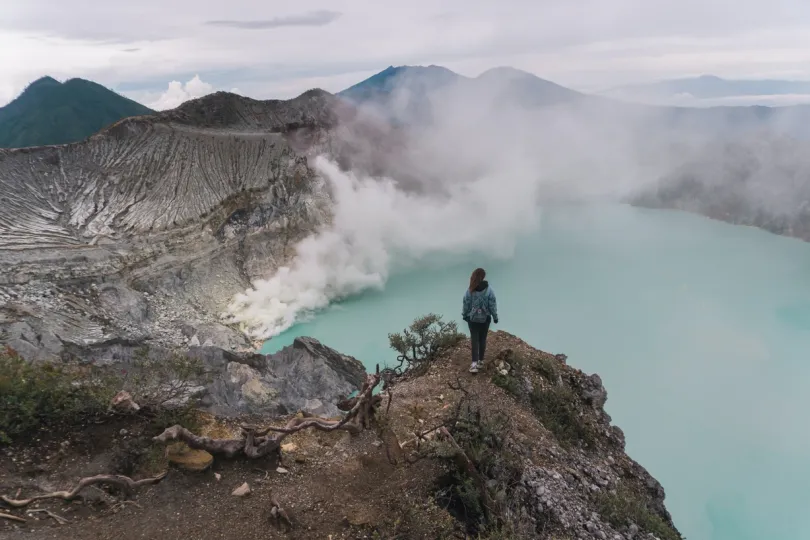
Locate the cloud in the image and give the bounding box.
[0,0,810,102]
[147,74,214,110]
[5,1,810,107]
[205,10,342,30]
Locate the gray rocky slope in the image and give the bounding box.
[0,89,388,361]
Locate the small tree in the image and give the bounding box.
[387,313,465,376]
[118,348,212,433]
[122,348,210,410]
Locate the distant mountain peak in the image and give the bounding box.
[0,76,153,148]
[478,66,535,79]
[27,76,61,89]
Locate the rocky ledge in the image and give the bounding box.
[67,336,366,419]
[0,330,681,540]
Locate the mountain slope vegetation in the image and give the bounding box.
[0,76,154,148]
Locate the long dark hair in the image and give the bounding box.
[469,268,486,292]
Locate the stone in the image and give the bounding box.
[581,373,608,409]
[181,321,250,351]
[110,391,140,413]
[167,444,214,472]
[214,473,222,481]
[276,467,289,474]
[232,482,251,497]
[191,337,366,418]
[281,443,298,452]
[97,284,148,323]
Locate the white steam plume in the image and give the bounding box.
[224,66,810,340]
[225,153,542,339]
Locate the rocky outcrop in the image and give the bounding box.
[47,336,366,418]
[385,331,683,540]
[194,337,367,417]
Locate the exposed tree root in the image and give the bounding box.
[154,371,382,459]
[27,509,69,525]
[0,512,26,523]
[1,472,168,508]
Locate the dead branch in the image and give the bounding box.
[0,512,26,523]
[438,427,498,524]
[1,472,167,508]
[337,394,382,412]
[399,423,445,450]
[447,377,469,396]
[26,509,69,525]
[153,426,246,458]
[385,388,394,417]
[154,372,382,459]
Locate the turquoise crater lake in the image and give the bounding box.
[263,204,810,540]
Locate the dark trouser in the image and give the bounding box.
[468,319,491,364]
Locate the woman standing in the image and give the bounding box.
[462,267,499,374]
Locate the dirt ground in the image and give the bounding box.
[0,331,568,540]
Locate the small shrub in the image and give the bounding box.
[597,483,682,540]
[491,372,521,396]
[532,356,560,383]
[529,385,598,449]
[388,313,465,375]
[120,348,209,433]
[122,348,210,409]
[0,347,117,444]
[433,403,522,535]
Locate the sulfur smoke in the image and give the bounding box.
[224,69,809,340]
[225,151,543,339]
[223,75,640,339]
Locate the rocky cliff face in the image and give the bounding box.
[0,91,358,359]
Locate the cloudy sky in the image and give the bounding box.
[3,0,810,109]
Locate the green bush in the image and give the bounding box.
[0,347,117,444]
[122,347,209,409]
[529,385,598,449]
[597,483,682,540]
[433,404,522,536]
[120,348,209,434]
[388,313,465,375]
[491,372,522,396]
[532,356,561,383]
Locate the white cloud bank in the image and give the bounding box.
[147,75,214,110]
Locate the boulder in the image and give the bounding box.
[110,391,140,413]
[197,337,367,418]
[180,321,250,351]
[167,444,214,472]
[97,284,148,324]
[1,321,63,362]
[580,373,608,409]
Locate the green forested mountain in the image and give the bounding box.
[0,76,154,148]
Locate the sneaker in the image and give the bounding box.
[469,362,479,374]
